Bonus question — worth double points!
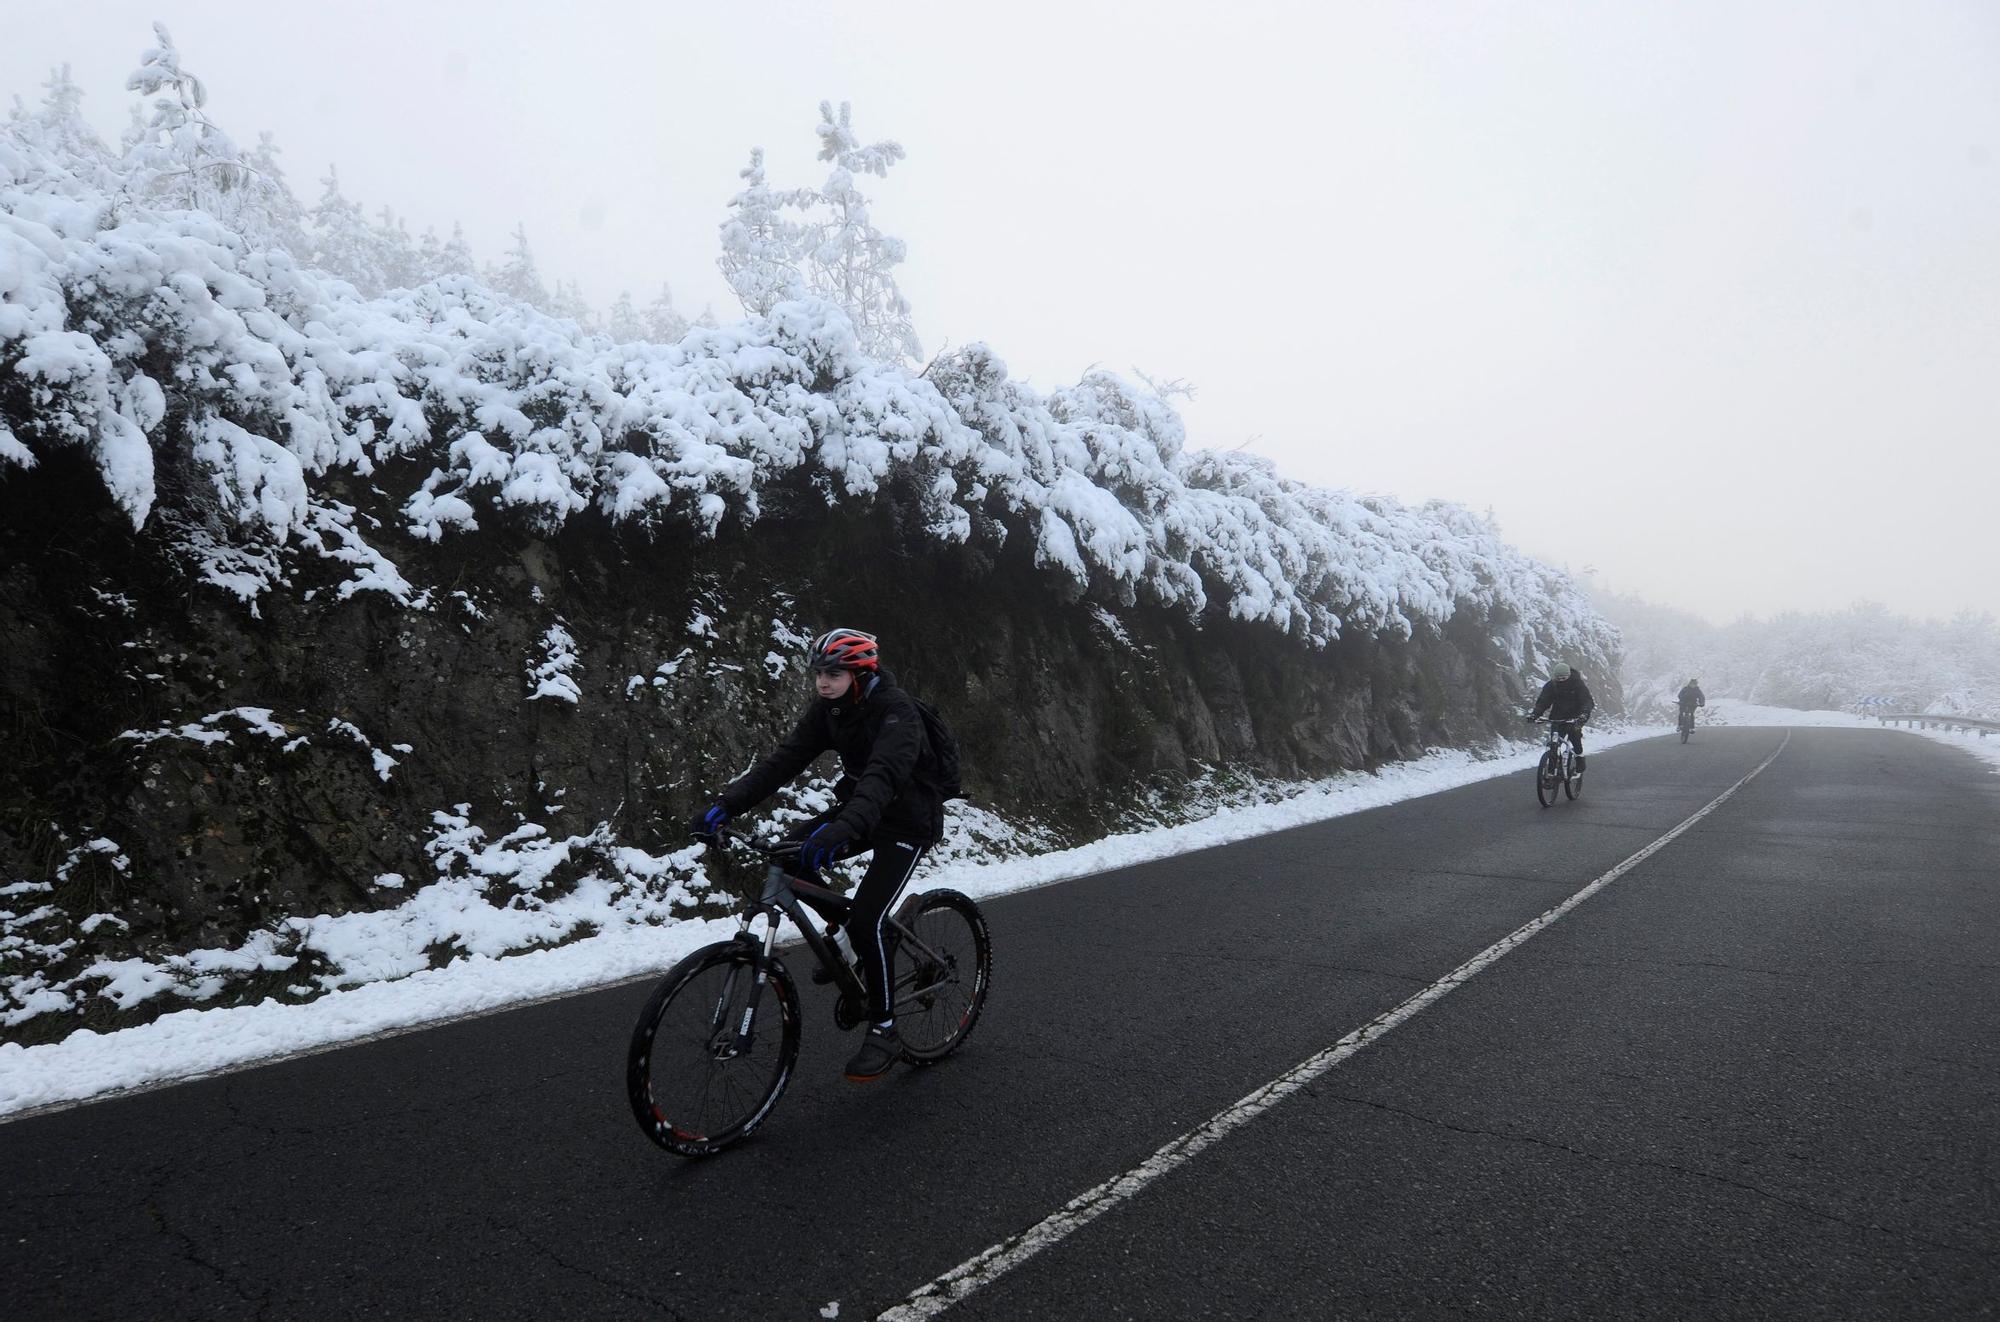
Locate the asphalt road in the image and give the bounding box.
[4,728,1997,1320]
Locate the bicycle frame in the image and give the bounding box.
[745,865,868,1004]
[1538,717,1583,765]
[718,844,961,1049]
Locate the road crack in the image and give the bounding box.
[145,1199,276,1319]
[489,1218,694,1318]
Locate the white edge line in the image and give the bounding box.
[877,731,1792,1321]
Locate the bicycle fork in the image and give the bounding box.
[713,909,783,1058]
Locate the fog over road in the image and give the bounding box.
[6,728,1997,1319]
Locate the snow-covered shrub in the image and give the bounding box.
[2,46,1613,669]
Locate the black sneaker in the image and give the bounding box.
[844,1024,901,1082]
[1575,755,1586,772]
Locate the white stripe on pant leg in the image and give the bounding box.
[877,732,1791,1320]
[872,842,926,1018]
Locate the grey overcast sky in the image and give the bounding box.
[6,0,1997,625]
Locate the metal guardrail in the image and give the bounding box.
[1878,713,2000,738]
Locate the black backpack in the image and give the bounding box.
[912,698,964,801]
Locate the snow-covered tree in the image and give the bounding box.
[416,222,478,282]
[107,30,306,258]
[717,147,808,316]
[232,131,308,255]
[644,283,689,341]
[117,101,147,158]
[547,278,597,328]
[607,291,646,341]
[309,166,386,296]
[415,227,447,279]
[439,222,476,277]
[22,66,111,165]
[716,104,922,358]
[488,223,549,307]
[121,23,245,214]
[375,206,421,291]
[803,100,921,362]
[3,66,118,197]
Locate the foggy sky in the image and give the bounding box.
[6,0,1996,626]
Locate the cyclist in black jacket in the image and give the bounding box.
[691,628,944,1082]
[1529,661,1596,770]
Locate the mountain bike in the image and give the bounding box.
[627,830,991,1157]
[1529,716,1587,807]
[1678,706,1697,744]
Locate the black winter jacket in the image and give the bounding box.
[1679,683,1706,709]
[1531,673,1596,722]
[720,669,944,842]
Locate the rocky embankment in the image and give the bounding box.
[3,125,1618,1041]
[0,446,1615,1044]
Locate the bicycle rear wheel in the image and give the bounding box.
[627,942,800,1157]
[1564,760,1583,800]
[1535,751,1561,808]
[890,889,991,1064]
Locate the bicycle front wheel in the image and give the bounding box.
[1535,751,1561,808]
[627,942,800,1157]
[891,890,991,1064]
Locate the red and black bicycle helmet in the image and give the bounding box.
[807,627,879,674]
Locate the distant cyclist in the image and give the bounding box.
[1529,661,1596,770]
[1678,678,1706,727]
[689,628,945,1082]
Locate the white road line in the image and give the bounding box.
[878,732,1792,1321]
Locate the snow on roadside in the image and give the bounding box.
[1705,699,2000,773]
[931,726,1665,905]
[1907,726,2000,775]
[0,726,1665,1119]
[1698,699,1875,729]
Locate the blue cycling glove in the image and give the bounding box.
[798,820,858,873]
[691,803,731,837]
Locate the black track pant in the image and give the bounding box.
[791,813,930,1022]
